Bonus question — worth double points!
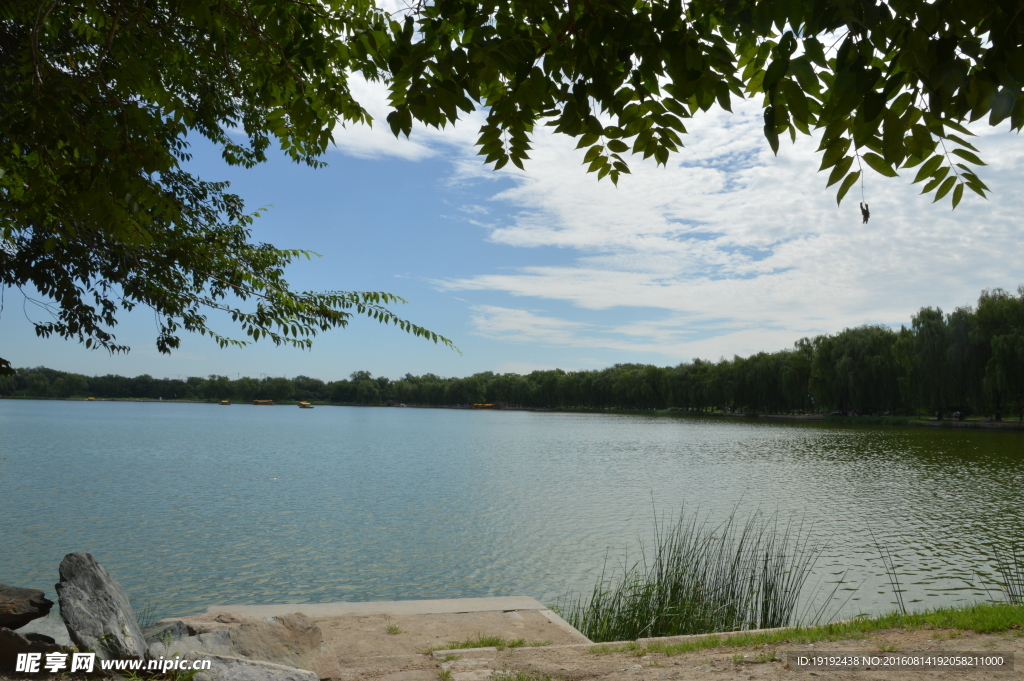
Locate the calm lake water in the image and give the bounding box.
[2,399,1023,622]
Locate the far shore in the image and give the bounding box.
[3,395,1023,431]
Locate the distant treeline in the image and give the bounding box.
[3,288,1024,417]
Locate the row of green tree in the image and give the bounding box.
[3,288,1023,418]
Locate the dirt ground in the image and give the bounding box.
[312,625,1023,681]
[4,615,1022,680]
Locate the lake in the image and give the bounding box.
[2,399,1022,622]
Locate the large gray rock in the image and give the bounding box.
[0,627,66,673]
[54,552,147,660]
[14,615,73,647]
[0,584,53,629]
[147,613,323,669]
[183,654,318,681]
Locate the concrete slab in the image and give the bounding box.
[206,596,548,618]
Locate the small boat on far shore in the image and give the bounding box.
[298,401,314,409]
[220,400,230,406]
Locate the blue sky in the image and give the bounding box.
[4,78,1023,381]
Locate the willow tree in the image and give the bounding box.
[4,0,1022,373]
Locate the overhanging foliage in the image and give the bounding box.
[0,0,449,374]
[3,1,1021,373]
[388,0,1018,203]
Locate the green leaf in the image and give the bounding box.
[803,37,827,67]
[763,58,790,93]
[966,182,988,197]
[763,107,780,154]
[781,80,809,126]
[933,176,956,201]
[946,134,978,152]
[951,148,986,166]
[951,182,964,208]
[827,156,854,187]
[912,155,943,184]
[819,137,851,170]
[861,152,899,177]
[788,57,819,94]
[606,139,630,153]
[836,171,860,205]
[862,89,885,123]
[882,112,906,166]
[715,81,733,112]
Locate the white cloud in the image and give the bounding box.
[330,70,1024,363]
[329,76,485,161]
[421,96,1024,361]
[469,305,593,346]
[469,304,816,360]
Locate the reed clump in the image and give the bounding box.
[991,540,1024,605]
[558,510,826,642]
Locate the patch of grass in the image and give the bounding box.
[385,622,403,635]
[557,508,826,642]
[131,600,159,629]
[442,654,462,661]
[588,603,1024,657]
[877,642,897,652]
[437,669,453,681]
[755,648,779,663]
[426,634,541,653]
[119,670,199,681]
[490,671,554,681]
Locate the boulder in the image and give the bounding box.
[228,614,323,667]
[14,615,73,647]
[54,552,147,660]
[0,627,66,673]
[148,613,323,669]
[0,584,54,629]
[182,653,318,681]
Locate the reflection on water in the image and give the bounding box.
[2,399,1022,621]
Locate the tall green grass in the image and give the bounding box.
[558,510,826,642]
[992,541,1024,604]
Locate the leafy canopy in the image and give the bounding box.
[387,0,1019,205]
[3,0,1022,373]
[1,0,450,374]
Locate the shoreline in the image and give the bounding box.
[3,395,1023,431]
[8,601,1024,681]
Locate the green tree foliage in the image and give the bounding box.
[5,1,1022,376]
[8,288,1023,417]
[0,0,450,375]
[976,288,1024,418]
[387,0,1014,202]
